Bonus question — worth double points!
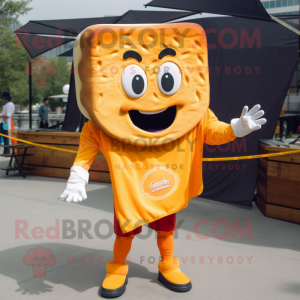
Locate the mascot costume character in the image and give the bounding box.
[60,23,267,298]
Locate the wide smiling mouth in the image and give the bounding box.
[128,106,177,133]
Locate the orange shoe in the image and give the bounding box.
[158,257,192,292]
[100,261,128,298]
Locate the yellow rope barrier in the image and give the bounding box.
[0,133,77,154]
[202,149,300,161]
[1,132,300,161]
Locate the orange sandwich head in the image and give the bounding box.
[74,23,210,146]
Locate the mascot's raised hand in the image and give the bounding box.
[231,104,267,137]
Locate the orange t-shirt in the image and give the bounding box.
[74,109,236,233]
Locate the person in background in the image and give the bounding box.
[39,97,49,129]
[0,92,15,155]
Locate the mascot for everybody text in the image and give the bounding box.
[60,23,266,298]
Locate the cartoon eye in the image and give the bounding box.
[157,62,182,95]
[122,64,147,98]
[34,257,37,260]
[42,257,46,260]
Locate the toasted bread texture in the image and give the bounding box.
[73,23,209,146]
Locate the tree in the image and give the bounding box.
[0,0,71,112]
[0,0,32,110]
[39,56,71,112]
[0,26,31,109]
[0,0,32,24]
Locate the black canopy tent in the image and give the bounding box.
[15,16,122,58]
[112,10,197,24]
[145,0,272,21]
[17,16,119,37]
[17,21,74,36]
[16,34,75,58]
[16,11,197,58]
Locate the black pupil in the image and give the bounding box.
[132,75,144,95]
[161,73,174,92]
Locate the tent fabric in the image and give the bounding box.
[146,0,272,21]
[113,10,197,24]
[62,65,86,132]
[16,16,119,58]
[34,16,118,36]
[16,21,74,36]
[55,11,198,56]
[59,48,73,57]
[16,33,75,58]
[16,16,119,37]
[17,12,197,38]
[176,16,297,208]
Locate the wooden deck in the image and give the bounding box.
[256,141,300,224]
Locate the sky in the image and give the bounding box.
[18,0,220,25]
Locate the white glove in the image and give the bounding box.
[231,104,267,138]
[60,166,89,203]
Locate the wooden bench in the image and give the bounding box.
[256,141,300,224]
[16,131,111,183]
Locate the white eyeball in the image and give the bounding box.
[157,62,182,95]
[122,64,147,98]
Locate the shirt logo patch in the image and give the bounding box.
[140,166,180,200]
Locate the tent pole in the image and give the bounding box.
[29,60,32,129]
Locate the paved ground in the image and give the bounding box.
[0,148,299,300]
